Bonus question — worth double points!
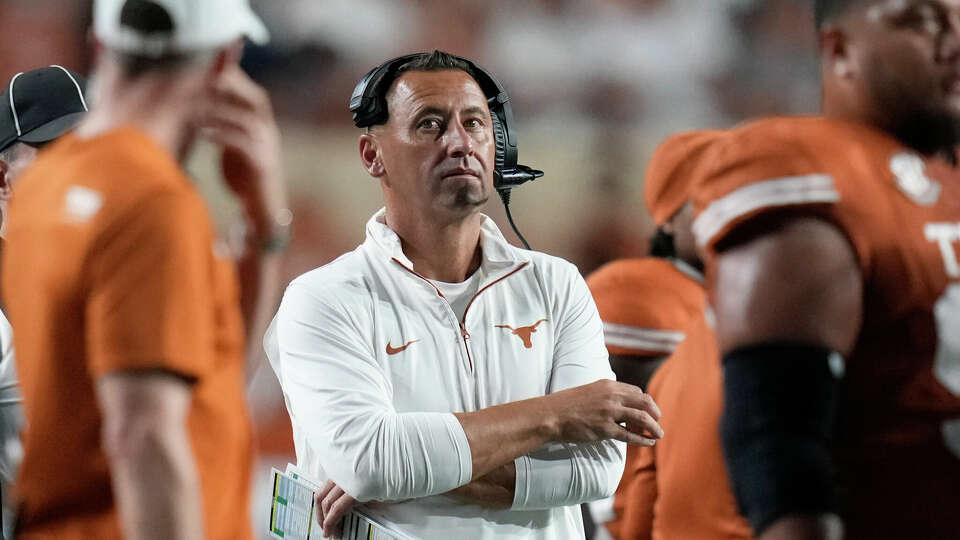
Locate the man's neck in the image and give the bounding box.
[823,94,957,159]
[387,209,484,283]
[75,69,195,161]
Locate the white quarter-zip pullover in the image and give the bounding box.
[266,209,625,539]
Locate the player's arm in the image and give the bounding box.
[201,64,289,384]
[97,371,203,540]
[615,446,658,540]
[713,214,862,540]
[86,186,222,540]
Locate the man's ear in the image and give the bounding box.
[0,160,11,200]
[820,27,854,79]
[359,133,386,178]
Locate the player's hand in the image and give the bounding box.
[315,480,356,539]
[200,64,288,236]
[547,379,664,446]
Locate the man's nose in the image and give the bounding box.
[940,12,960,63]
[444,121,474,159]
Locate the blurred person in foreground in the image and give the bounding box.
[266,50,664,539]
[0,65,88,538]
[691,1,960,538]
[604,130,755,540]
[1,0,289,538]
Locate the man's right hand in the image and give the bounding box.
[546,379,664,446]
[315,480,357,539]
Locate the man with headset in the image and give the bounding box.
[267,50,664,539]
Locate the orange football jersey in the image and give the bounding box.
[586,257,705,358]
[614,311,753,540]
[693,116,960,539]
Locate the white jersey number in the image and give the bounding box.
[934,284,960,459]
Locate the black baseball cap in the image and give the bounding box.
[0,66,88,153]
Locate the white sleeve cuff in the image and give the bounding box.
[512,440,625,510]
[441,412,474,488]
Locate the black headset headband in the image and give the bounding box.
[348,52,542,191]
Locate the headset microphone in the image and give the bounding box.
[350,52,542,249]
[496,165,542,250]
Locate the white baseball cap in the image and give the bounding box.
[94,0,269,58]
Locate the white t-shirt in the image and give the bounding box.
[430,268,483,322]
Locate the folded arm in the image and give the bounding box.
[276,270,661,508]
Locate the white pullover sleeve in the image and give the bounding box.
[275,280,473,502]
[512,264,627,510]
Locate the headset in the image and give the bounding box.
[349,52,543,249]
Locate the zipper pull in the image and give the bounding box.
[460,323,470,340]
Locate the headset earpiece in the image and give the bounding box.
[490,110,507,187]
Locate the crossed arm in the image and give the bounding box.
[274,271,663,536]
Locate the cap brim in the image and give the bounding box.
[18,111,86,144]
[240,8,270,45]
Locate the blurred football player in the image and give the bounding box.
[692,1,960,539]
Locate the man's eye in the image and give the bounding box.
[902,5,946,34]
[419,118,442,130]
[464,118,484,130]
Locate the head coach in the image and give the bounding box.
[267,50,664,539]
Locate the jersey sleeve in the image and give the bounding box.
[692,128,840,253]
[86,188,216,380]
[587,260,703,358]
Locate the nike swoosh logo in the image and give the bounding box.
[386,340,418,355]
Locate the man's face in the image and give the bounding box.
[845,0,960,151]
[1,143,39,192]
[373,70,495,220]
[0,143,39,235]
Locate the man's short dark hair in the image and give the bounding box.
[372,50,483,127]
[113,51,206,80]
[815,0,871,29]
[394,50,479,85]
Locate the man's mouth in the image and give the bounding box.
[442,167,481,179]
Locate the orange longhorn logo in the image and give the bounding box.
[495,319,548,349]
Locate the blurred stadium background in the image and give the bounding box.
[1,0,820,536]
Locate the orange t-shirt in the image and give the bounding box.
[614,311,753,540]
[693,116,960,539]
[2,127,254,539]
